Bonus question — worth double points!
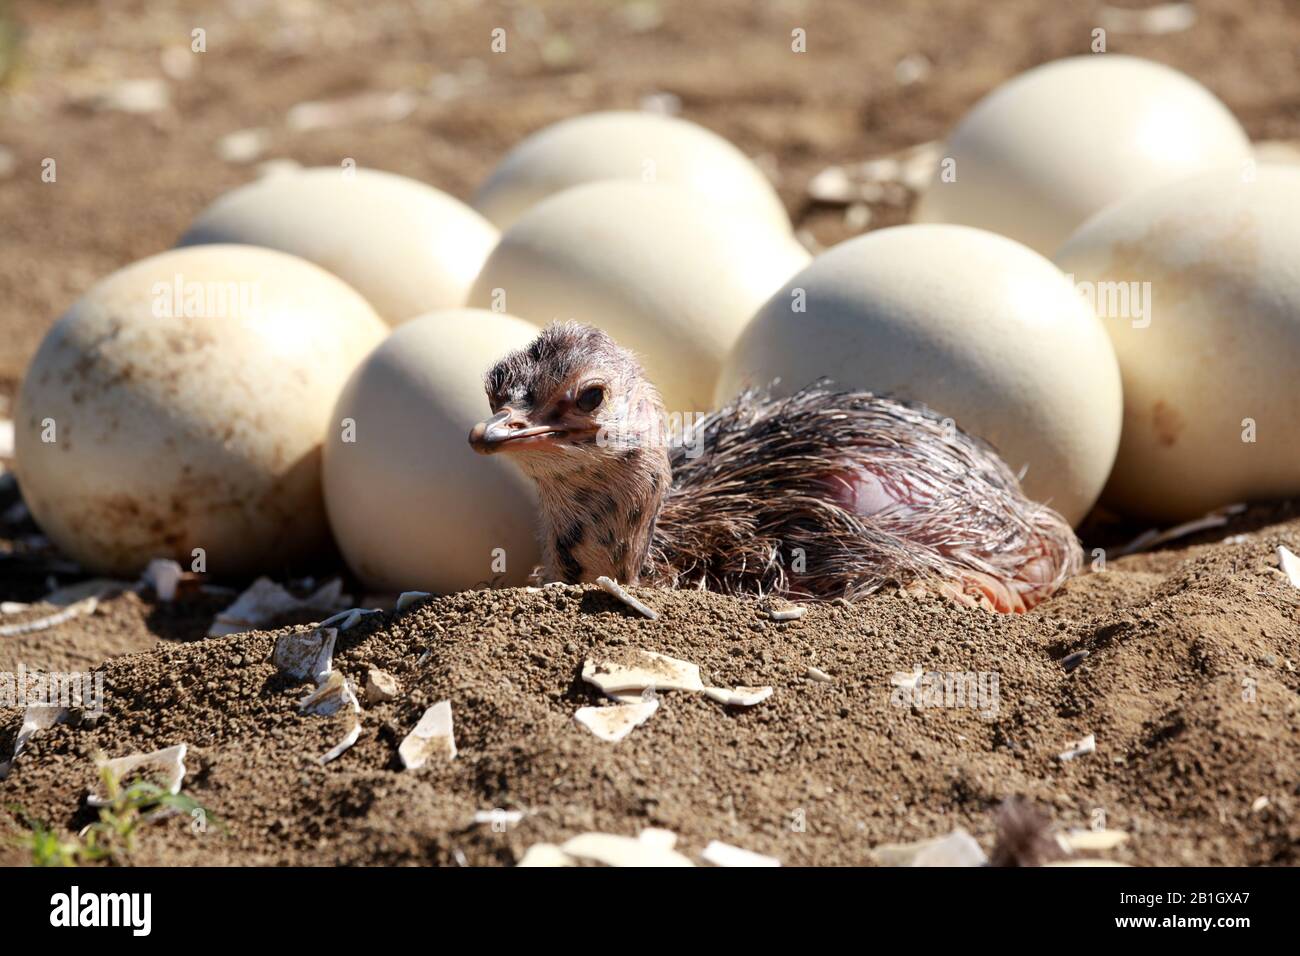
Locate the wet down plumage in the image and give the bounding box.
[470,322,1081,613]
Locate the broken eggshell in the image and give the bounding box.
[88,744,188,807]
[574,698,660,743]
[272,627,338,683]
[582,651,705,695]
[399,701,457,769]
[559,831,695,867]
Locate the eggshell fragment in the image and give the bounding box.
[582,650,705,695]
[915,55,1251,255]
[574,698,660,742]
[1278,546,1300,589]
[88,744,188,806]
[14,246,387,577]
[516,843,575,867]
[702,840,781,867]
[1058,733,1096,762]
[1061,829,1130,853]
[178,167,498,325]
[559,831,695,867]
[210,578,348,637]
[871,828,987,867]
[472,111,791,234]
[399,701,457,769]
[702,686,773,707]
[1055,166,1300,521]
[323,309,542,592]
[272,626,338,683]
[468,181,810,412]
[719,224,1121,524]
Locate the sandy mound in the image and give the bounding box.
[2,508,1297,866]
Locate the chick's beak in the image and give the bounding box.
[469,408,565,455]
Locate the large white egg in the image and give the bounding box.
[178,167,499,325]
[467,181,810,412]
[15,245,387,576]
[472,110,791,234]
[914,55,1252,256]
[1055,165,1300,521]
[718,224,1121,525]
[323,308,542,592]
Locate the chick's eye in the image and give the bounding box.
[575,386,605,413]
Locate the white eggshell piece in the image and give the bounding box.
[142,558,184,601]
[297,670,358,717]
[719,224,1121,525]
[1061,829,1130,853]
[14,245,386,577]
[272,626,338,683]
[910,829,988,867]
[468,181,810,413]
[89,744,188,806]
[179,167,498,325]
[1055,166,1300,521]
[582,650,705,694]
[559,831,695,867]
[323,309,543,592]
[399,700,457,769]
[210,578,347,637]
[516,843,576,867]
[1278,546,1300,589]
[702,685,773,707]
[472,110,791,234]
[702,840,781,867]
[1058,733,1097,762]
[574,699,660,743]
[915,55,1252,255]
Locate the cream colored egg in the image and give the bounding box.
[1055,165,1300,521]
[717,224,1121,525]
[323,308,542,592]
[14,245,387,576]
[467,181,810,412]
[472,110,791,234]
[915,55,1252,256]
[179,167,499,325]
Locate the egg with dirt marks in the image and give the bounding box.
[468,180,810,413]
[472,110,791,235]
[914,55,1252,256]
[178,166,499,325]
[14,245,387,577]
[717,224,1121,526]
[322,308,542,592]
[1055,165,1300,522]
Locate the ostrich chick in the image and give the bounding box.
[469,323,1081,612]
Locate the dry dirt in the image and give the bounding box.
[2,502,1299,866]
[1,0,1299,866]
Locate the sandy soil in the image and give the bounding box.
[1,0,1299,866]
[2,502,1298,867]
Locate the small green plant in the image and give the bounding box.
[9,763,217,866]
